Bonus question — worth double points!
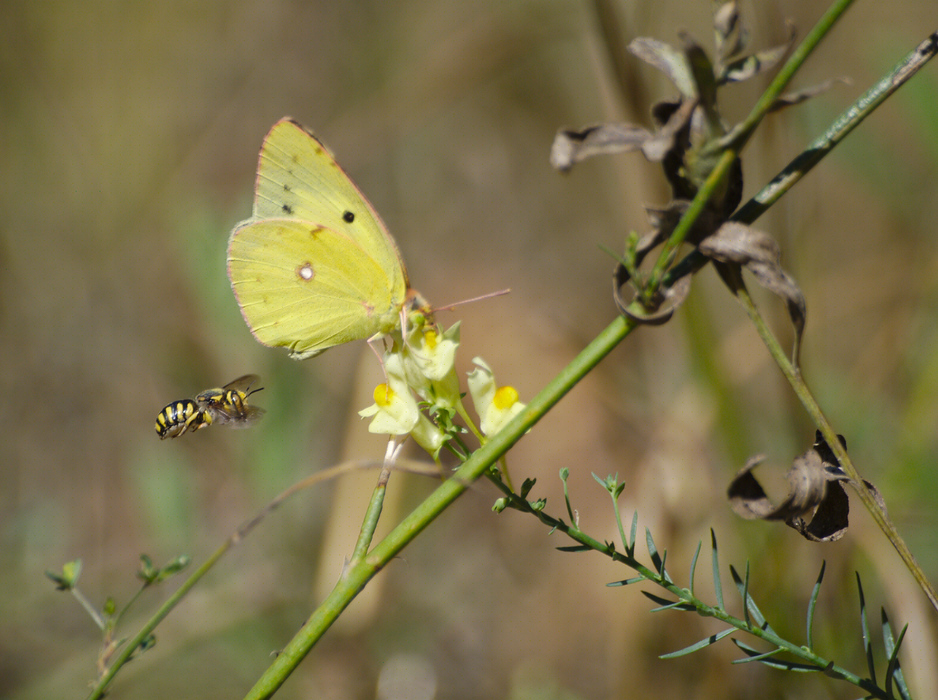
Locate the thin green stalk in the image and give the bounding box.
[349,440,403,566]
[348,464,392,566]
[70,588,107,630]
[644,148,737,293]
[731,275,938,613]
[85,462,369,700]
[727,0,857,152]
[734,28,938,224]
[85,533,240,700]
[242,314,639,699]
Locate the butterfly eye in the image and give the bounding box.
[342,211,355,223]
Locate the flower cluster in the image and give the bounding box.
[358,322,525,460]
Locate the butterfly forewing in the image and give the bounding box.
[254,119,409,287]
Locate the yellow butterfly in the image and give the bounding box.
[227,118,425,360]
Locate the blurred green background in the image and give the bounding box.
[2,2,937,698]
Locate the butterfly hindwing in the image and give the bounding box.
[228,218,404,358]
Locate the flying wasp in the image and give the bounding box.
[155,375,265,439]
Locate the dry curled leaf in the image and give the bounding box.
[727,451,829,523]
[699,222,806,367]
[769,77,851,112]
[727,432,884,543]
[549,124,652,172]
[728,444,849,542]
[719,23,795,84]
[610,202,719,324]
[628,36,697,98]
[713,1,745,64]
[613,260,692,325]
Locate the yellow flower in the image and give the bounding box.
[402,322,461,409]
[467,357,526,437]
[359,350,448,456]
[358,353,419,435]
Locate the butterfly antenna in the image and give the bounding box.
[431,288,511,313]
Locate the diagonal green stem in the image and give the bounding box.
[349,442,400,566]
[730,275,938,613]
[734,28,938,224]
[242,314,638,699]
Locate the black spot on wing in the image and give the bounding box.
[282,203,294,214]
[343,211,355,223]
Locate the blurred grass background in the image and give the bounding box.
[2,1,937,698]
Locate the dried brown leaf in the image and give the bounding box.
[549,123,653,172]
[727,435,854,542]
[628,37,696,98]
[719,23,795,84]
[613,262,691,325]
[727,455,775,519]
[769,77,851,112]
[713,1,747,64]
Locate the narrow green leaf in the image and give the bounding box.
[641,590,695,612]
[660,628,736,658]
[607,576,647,586]
[650,601,696,613]
[659,548,674,583]
[642,591,678,607]
[882,610,910,700]
[806,560,826,650]
[591,472,611,490]
[628,511,638,555]
[689,540,702,596]
[646,528,663,575]
[730,565,774,634]
[556,545,592,552]
[856,573,876,685]
[731,639,820,671]
[711,530,724,610]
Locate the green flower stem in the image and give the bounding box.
[730,274,938,613]
[728,0,857,154]
[455,400,484,443]
[241,314,639,700]
[70,587,106,631]
[349,463,393,566]
[644,148,737,295]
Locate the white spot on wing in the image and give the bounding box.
[297,263,314,281]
